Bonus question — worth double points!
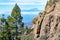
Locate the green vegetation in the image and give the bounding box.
[39,12,43,15]
[0,4,34,40]
[45,0,56,8]
[39,35,48,40]
[20,33,34,40]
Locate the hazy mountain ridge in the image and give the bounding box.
[24,22,33,27]
[22,8,42,12]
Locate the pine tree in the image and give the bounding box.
[11,3,24,40]
[1,15,13,40]
[7,16,17,40]
[4,21,12,40]
[11,3,23,27]
[1,14,6,40]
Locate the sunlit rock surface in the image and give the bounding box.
[33,0,60,40]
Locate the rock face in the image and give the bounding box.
[33,0,60,40]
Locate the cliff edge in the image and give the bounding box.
[32,0,60,40]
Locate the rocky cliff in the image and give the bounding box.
[32,0,60,40]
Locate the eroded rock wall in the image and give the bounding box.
[33,0,60,40]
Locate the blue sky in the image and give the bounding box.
[0,0,47,22]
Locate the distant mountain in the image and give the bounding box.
[22,8,42,12]
[24,22,33,27]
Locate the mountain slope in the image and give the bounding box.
[32,0,60,40]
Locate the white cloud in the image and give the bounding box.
[0,2,46,5]
[0,0,47,15]
[0,10,11,14]
[0,0,47,5]
[10,0,47,3]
